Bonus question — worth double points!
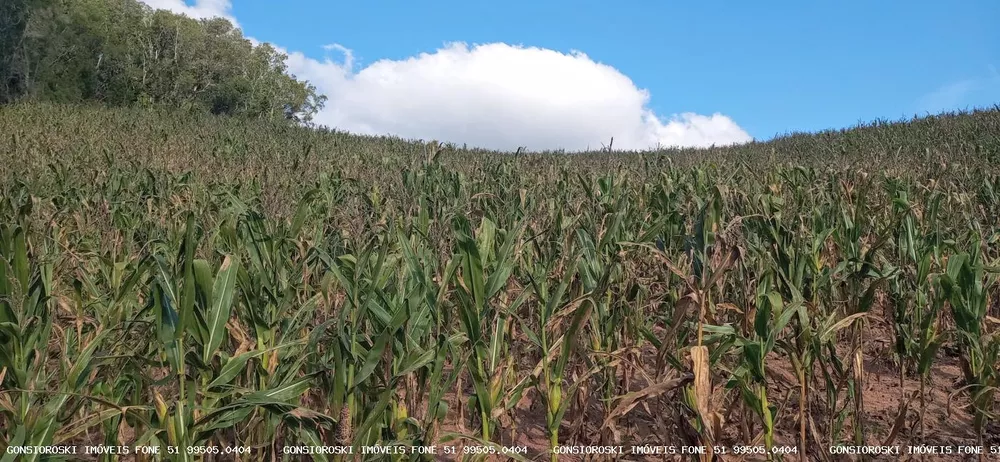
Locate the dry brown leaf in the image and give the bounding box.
[882,390,919,446]
[600,372,690,431]
[690,345,716,459]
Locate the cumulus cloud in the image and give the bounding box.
[135,0,752,151]
[284,42,751,151]
[137,0,236,24]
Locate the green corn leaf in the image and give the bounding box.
[203,256,240,362]
[207,341,301,390]
[68,329,109,390]
[245,375,315,402]
[179,213,197,341]
[395,347,436,377]
[352,301,408,389]
[0,426,26,462]
[12,226,29,294]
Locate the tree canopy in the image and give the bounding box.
[0,0,325,123]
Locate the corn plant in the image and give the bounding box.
[2,102,1000,459]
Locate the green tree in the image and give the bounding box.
[0,0,41,103]
[3,0,325,123]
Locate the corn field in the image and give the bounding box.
[1,103,1000,461]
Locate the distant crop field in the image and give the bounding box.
[1,103,999,460]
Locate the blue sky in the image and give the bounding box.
[145,0,999,149]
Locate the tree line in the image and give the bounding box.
[0,0,325,123]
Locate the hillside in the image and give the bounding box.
[3,102,1000,211]
[1,102,999,459]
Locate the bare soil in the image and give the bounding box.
[435,320,996,461]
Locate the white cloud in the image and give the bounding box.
[132,0,751,151]
[321,44,354,72]
[283,42,752,151]
[917,79,978,114]
[917,65,1000,115]
[137,0,236,24]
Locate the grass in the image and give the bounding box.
[1,101,999,461]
